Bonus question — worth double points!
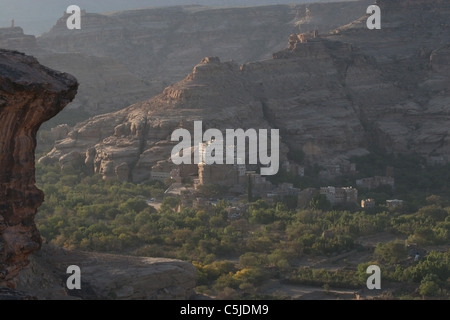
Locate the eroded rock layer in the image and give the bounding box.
[0,50,78,287]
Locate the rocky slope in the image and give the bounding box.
[0,49,78,288]
[16,245,196,300]
[44,0,450,181]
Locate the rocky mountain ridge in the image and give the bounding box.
[1,1,372,121]
[44,0,450,181]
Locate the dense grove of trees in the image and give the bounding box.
[35,159,450,299]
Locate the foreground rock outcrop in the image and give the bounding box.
[44,0,450,181]
[16,245,196,300]
[0,288,36,300]
[0,49,78,287]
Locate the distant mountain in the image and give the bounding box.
[43,0,450,182]
[0,0,357,35]
[0,1,370,127]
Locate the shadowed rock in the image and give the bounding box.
[0,49,78,288]
[16,245,196,300]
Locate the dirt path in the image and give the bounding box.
[261,279,357,300]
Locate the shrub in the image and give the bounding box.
[374,240,408,264]
[419,274,442,297]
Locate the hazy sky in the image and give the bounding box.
[0,0,342,35]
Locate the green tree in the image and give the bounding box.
[374,240,407,264]
[310,193,330,211]
[118,198,148,213]
[161,196,180,210]
[249,207,274,225]
[196,184,229,198]
[418,205,448,221]
[419,274,441,297]
[239,252,267,268]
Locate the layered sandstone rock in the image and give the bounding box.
[45,56,290,181]
[45,0,450,180]
[0,49,78,288]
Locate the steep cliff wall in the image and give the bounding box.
[0,50,78,288]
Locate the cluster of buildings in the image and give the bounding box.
[287,30,320,49]
[361,198,376,208]
[164,141,305,200]
[282,160,305,177]
[149,141,404,210]
[297,186,359,209]
[356,176,394,190]
[319,163,356,180]
[320,186,358,206]
[361,198,404,208]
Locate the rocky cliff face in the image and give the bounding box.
[44,43,366,181]
[325,0,450,157]
[44,56,279,182]
[0,50,78,288]
[44,0,450,181]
